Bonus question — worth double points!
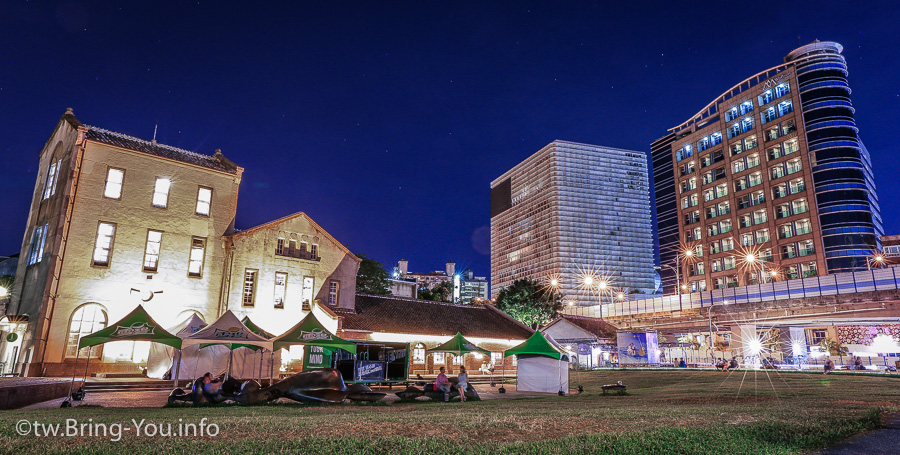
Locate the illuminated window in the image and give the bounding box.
[491,352,503,365]
[274,272,287,309]
[413,343,426,364]
[243,269,257,306]
[328,280,340,305]
[188,238,205,277]
[152,178,171,208]
[195,187,212,216]
[65,304,107,358]
[104,168,124,199]
[143,230,162,271]
[27,224,48,265]
[92,222,116,266]
[434,352,445,364]
[42,160,61,200]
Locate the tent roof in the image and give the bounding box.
[241,316,276,339]
[78,305,182,349]
[504,330,569,361]
[175,314,208,338]
[182,310,273,350]
[272,312,356,353]
[427,332,490,355]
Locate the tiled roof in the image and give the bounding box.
[336,294,533,340]
[84,126,239,174]
[546,315,617,339]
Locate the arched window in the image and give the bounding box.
[65,304,107,358]
[412,343,425,364]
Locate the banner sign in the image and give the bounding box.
[304,345,332,369]
[356,360,385,381]
[577,343,591,355]
[617,332,660,364]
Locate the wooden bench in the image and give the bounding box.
[601,384,627,395]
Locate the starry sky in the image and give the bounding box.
[2,1,899,278]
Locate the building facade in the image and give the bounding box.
[653,41,883,294]
[490,140,656,311]
[3,110,359,376]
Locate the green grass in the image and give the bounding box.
[1,370,898,454]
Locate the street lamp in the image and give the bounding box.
[868,253,886,271]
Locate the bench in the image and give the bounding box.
[601,384,627,395]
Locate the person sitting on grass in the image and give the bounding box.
[457,366,469,403]
[200,372,221,395]
[435,366,451,402]
[728,358,739,371]
[823,358,835,375]
[679,358,687,368]
[854,356,864,371]
[721,359,731,373]
[716,358,726,371]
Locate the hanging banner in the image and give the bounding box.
[303,345,332,369]
[617,332,660,364]
[356,360,385,381]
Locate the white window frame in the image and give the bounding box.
[143,230,163,271]
[152,177,171,208]
[92,222,116,267]
[243,269,258,307]
[274,272,287,309]
[413,344,426,364]
[195,186,212,216]
[328,280,340,306]
[104,168,125,199]
[42,160,61,200]
[27,224,48,265]
[188,237,206,277]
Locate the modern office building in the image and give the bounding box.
[653,41,883,294]
[490,140,656,311]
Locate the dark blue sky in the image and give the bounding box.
[2,1,899,277]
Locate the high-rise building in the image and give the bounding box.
[490,140,656,311]
[653,41,883,294]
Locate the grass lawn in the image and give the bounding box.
[1,369,898,454]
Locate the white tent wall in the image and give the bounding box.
[516,356,569,393]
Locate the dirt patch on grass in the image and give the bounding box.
[659,395,778,405]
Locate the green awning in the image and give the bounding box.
[272,312,357,353]
[504,331,569,361]
[427,332,490,355]
[78,305,182,350]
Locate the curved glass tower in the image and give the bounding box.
[652,41,882,294]
[786,42,883,272]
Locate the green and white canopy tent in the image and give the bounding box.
[182,310,273,350]
[271,312,357,354]
[427,332,490,360]
[78,304,182,350]
[504,331,570,394]
[65,304,182,407]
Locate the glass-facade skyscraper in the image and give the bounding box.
[491,140,656,310]
[653,41,883,294]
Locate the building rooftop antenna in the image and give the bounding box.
[151,122,158,144]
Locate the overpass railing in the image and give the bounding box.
[607,267,900,317]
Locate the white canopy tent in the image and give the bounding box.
[504,331,570,394]
[149,311,276,380]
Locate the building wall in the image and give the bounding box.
[223,214,360,335]
[32,133,242,376]
[491,140,655,307]
[654,41,881,294]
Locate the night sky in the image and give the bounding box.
[2,2,899,278]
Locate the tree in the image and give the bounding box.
[416,280,452,302]
[355,254,391,295]
[493,278,562,329]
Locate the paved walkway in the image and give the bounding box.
[23,383,558,409]
[819,413,900,454]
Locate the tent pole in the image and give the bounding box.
[227,349,233,380]
[65,345,82,405]
[172,349,181,387]
[270,350,275,386]
[77,347,93,407]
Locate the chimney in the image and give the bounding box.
[398,259,408,275]
[446,261,455,277]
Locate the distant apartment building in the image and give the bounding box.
[392,259,489,302]
[653,41,883,294]
[490,140,656,310]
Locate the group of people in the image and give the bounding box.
[435,366,469,402]
[672,358,687,368]
[715,358,740,372]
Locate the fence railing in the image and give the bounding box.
[604,267,900,317]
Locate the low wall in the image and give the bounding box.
[0,378,83,409]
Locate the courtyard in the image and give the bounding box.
[1,369,898,454]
